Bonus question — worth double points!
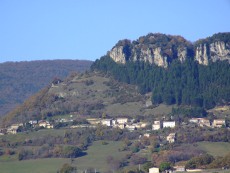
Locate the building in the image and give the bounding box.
[167,133,176,143]
[213,119,226,128]
[7,123,23,134]
[152,121,162,130]
[38,121,53,128]
[189,118,210,127]
[116,118,128,124]
[125,124,136,131]
[173,166,185,172]
[101,119,112,127]
[163,121,176,128]
[149,167,160,173]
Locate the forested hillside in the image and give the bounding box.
[91,56,230,109]
[0,60,92,116]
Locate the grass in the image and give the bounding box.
[0,140,129,173]
[73,140,129,172]
[196,141,230,157]
[0,158,69,173]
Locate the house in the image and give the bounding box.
[38,120,48,128]
[167,133,176,143]
[7,123,23,134]
[189,118,210,127]
[101,119,112,127]
[173,166,185,172]
[140,122,149,128]
[29,120,38,127]
[149,167,160,173]
[38,121,53,128]
[126,124,136,131]
[152,121,162,130]
[46,123,54,129]
[116,118,128,124]
[213,119,226,128]
[114,123,125,129]
[163,121,176,128]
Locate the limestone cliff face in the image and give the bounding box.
[108,33,193,68]
[210,41,230,62]
[195,44,209,65]
[109,46,127,64]
[195,41,230,65]
[108,33,230,67]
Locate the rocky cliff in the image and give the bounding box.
[108,33,230,67]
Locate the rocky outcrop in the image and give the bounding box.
[108,33,230,67]
[109,46,127,64]
[194,41,230,65]
[195,44,209,65]
[210,41,230,62]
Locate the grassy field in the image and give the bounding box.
[0,140,128,173]
[196,141,230,157]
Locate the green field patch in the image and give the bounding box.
[196,141,230,157]
[0,140,129,173]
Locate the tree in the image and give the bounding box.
[159,162,171,172]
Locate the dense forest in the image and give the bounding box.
[91,56,230,109]
[0,60,92,116]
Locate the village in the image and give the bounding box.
[0,116,227,144]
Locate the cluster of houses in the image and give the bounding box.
[86,117,149,131]
[149,166,206,173]
[0,120,54,135]
[189,118,226,128]
[0,115,227,137]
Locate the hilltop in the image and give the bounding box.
[0,59,92,117]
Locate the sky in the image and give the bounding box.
[0,0,230,63]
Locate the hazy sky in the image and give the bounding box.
[0,0,230,63]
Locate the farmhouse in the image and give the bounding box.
[213,119,225,128]
[152,121,162,130]
[116,118,128,124]
[101,119,112,127]
[7,123,23,134]
[166,133,176,143]
[163,121,176,128]
[38,121,53,129]
[173,166,185,172]
[189,118,210,127]
[149,167,160,173]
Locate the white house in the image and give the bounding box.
[152,121,162,130]
[101,119,112,127]
[149,167,159,173]
[116,118,128,124]
[7,123,23,134]
[167,133,176,143]
[163,121,176,128]
[173,166,185,172]
[213,119,225,128]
